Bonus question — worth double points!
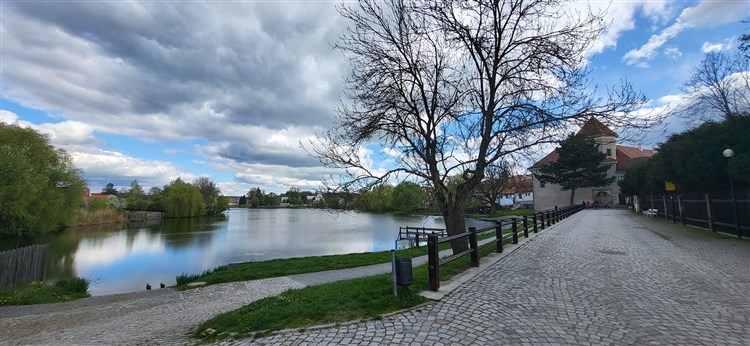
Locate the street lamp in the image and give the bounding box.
[723,148,741,238]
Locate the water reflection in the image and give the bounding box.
[20,209,491,296]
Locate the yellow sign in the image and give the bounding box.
[665,181,676,192]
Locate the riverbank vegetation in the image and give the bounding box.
[0,124,85,237]
[70,208,126,226]
[0,277,90,306]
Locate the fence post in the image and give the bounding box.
[533,213,538,233]
[547,210,552,227]
[512,218,519,244]
[523,215,529,238]
[705,193,714,232]
[662,195,668,219]
[415,232,420,248]
[469,227,478,267]
[540,212,545,230]
[428,234,440,291]
[495,221,504,253]
[677,195,685,225]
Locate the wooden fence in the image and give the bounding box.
[0,244,48,290]
[427,205,584,291]
[640,189,749,238]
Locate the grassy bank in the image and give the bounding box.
[0,277,90,306]
[194,238,503,342]
[176,230,502,289]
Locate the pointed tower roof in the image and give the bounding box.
[577,117,618,138]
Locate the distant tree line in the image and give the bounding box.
[91,178,229,218]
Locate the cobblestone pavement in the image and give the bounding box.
[227,209,750,345]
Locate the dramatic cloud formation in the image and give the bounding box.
[623,0,747,66]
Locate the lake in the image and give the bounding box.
[36,208,493,296]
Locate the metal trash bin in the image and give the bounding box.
[396,257,413,286]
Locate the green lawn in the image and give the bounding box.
[193,237,505,342]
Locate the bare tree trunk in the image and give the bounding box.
[436,189,469,253]
[569,189,576,206]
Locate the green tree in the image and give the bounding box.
[238,195,247,206]
[125,180,149,211]
[473,164,511,214]
[0,124,85,236]
[193,177,227,215]
[146,187,165,212]
[534,134,615,206]
[391,181,426,215]
[102,182,118,195]
[164,178,206,218]
[638,116,750,192]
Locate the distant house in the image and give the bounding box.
[530,117,654,211]
[227,196,241,206]
[82,186,109,202]
[497,175,534,208]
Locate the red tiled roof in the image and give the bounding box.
[577,117,618,138]
[615,145,654,170]
[501,175,533,194]
[530,149,559,169]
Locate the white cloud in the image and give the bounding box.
[701,37,736,53]
[664,46,683,59]
[624,0,747,66]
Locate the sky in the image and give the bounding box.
[1,0,748,196]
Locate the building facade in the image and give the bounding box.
[530,118,653,211]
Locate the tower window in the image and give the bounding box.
[606,148,612,156]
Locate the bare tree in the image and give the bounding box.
[473,163,511,214]
[676,51,749,124]
[310,0,656,251]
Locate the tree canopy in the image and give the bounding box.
[0,123,85,236]
[620,116,750,196]
[311,0,657,249]
[534,134,615,205]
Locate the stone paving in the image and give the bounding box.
[226,209,750,345]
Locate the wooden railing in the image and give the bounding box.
[397,226,448,248]
[427,205,584,291]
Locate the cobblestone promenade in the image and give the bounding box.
[239,209,749,345]
[1,209,747,345]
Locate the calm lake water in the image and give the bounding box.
[36,208,493,296]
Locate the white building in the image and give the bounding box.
[530,117,653,211]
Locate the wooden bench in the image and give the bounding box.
[643,209,658,218]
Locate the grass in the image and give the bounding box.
[193,236,507,342]
[0,277,90,306]
[175,231,502,289]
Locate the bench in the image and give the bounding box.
[643,209,658,218]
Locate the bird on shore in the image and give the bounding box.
[146,283,151,290]
[160,283,165,289]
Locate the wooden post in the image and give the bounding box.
[540,212,545,230]
[533,214,538,233]
[428,234,440,291]
[705,193,714,232]
[512,218,519,244]
[415,232,420,248]
[677,195,685,225]
[495,221,504,253]
[469,227,478,267]
[546,211,552,227]
[662,195,669,220]
[523,215,529,238]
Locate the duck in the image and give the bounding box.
[146,283,151,290]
